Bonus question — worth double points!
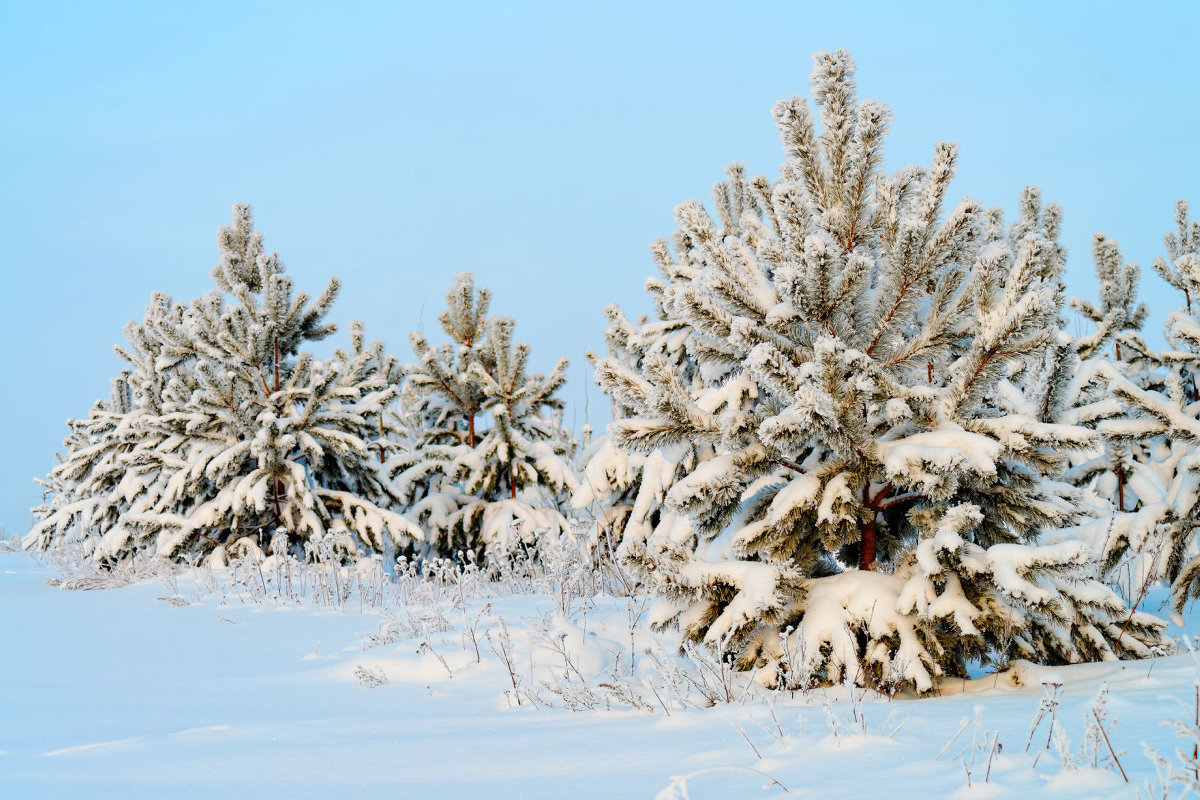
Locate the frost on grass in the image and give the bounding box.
[354,665,389,688]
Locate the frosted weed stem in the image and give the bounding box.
[1093,709,1128,782]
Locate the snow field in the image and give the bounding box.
[3,550,1199,799]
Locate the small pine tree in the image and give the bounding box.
[1071,234,1151,365]
[27,205,419,564]
[406,273,493,449]
[573,303,705,560]
[1100,200,1200,609]
[1058,234,1156,579]
[390,274,493,554]
[396,274,578,555]
[603,50,1169,692]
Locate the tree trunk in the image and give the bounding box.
[1117,469,1126,513]
[272,474,284,532]
[859,513,877,571]
[859,483,877,570]
[468,414,475,448]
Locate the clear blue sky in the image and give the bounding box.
[2,1,1198,534]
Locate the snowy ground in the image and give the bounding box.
[3,549,1199,799]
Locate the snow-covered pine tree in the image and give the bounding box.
[26,291,192,562]
[26,375,139,562]
[392,274,492,554]
[396,274,577,555]
[26,204,419,565]
[573,165,769,559]
[407,272,493,449]
[1154,200,1200,316]
[1056,233,1155,559]
[1151,200,1200,405]
[388,382,462,556]
[604,50,1169,693]
[1099,200,1200,610]
[1071,234,1151,364]
[573,307,701,559]
[461,316,577,549]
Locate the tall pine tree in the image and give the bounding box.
[602,51,1168,692]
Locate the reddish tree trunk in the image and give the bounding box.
[1117,469,1126,513]
[859,514,877,571]
[859,483,877,570]
[468,414,475,448]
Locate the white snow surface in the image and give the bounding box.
[3,549,1200,799]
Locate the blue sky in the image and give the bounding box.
[2,1,1198,534]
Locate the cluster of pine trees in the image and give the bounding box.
[28,50,1200,693]
[26,209,577,568]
